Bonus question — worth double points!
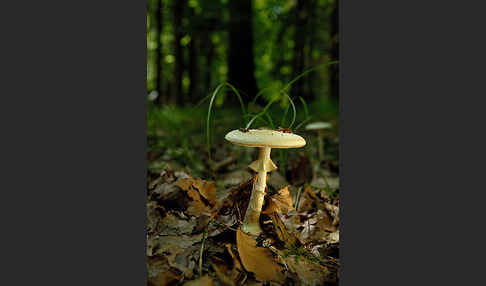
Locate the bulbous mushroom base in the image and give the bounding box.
[241,208,263,236]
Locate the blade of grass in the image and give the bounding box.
[245,97,279,129]
[206,82,247,160]
[281,92,296,129]
[280,104,290,127]
[293,97,312,131]
[294,186,303,210]
[294,116,312,131]
[265,113,275,129]
[299,96,309,119]
[199,223,209,275]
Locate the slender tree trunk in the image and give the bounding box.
[154,0,164,106]
[188,8,199,103]
[204,31,214,95]
[291,0,308,100]
[173,0,185,106]
[330,0,339,103]
[305,0,317,100]
[228,0,258,104]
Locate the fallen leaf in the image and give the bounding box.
[183,275,215,286]
[296,185,319,213]
[149,234,203,257]
[283,254,335,286]
[262,186,294,214]
[147,255,182,286]
[217,177,254,223]
[211,261,235,286]
[193,179,217,206]
[159,213,196,235]
[271,213,300,248]
[186,188,213,216]
[236,228,285,283]
[147,201,163,234]
[327,230,339,244]
[324,202,339,225]
[176,178,216,216]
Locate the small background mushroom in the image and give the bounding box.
[305,122,332,162]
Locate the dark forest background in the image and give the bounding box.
[147,0,338,107]
[147,0,339,180]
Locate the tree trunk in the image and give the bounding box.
[203,30,214,98]
[305,0,317,100]
[330,0,339,103]
[228,0,258,104]
[188,8,199,103]
[173,0,185,106]
[291,0,308,101]
[154,0,164,106]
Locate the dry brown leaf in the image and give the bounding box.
[176,178,194,191]
[327,230,339,244]
[149,234,203,257]
[324,202,339,225]
[298,210,338,244]
[236,228,285,283]
[159,213,196,235]
[186,188,213,216]
[262,186,294,215]
[166,243,200,278]
[193,179,217,205]
[147,255,181,286]
[211,262,235,286]
[176,178,217,217]
[296,185,318,212]
[217,177,254,223]
[271,213,300,248]
[177,178,216,205]
[315,210,336,232]
[283,255,335,286]
[148,176,163,190]
[183,275,215,286]
[147,201,163,234]
[225,244,243,272]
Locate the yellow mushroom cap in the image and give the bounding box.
[225,129,306,148]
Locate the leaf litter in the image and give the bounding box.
[147,160,340,286]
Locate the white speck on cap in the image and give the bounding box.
[225,129,306,148]
[305,122,332,130]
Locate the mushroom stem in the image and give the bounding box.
[317,129,324,161]
[242,147,274,236]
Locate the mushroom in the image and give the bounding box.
[305,122,332,162]
[225,129,306,235]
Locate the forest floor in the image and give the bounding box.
[147,104,339,286]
